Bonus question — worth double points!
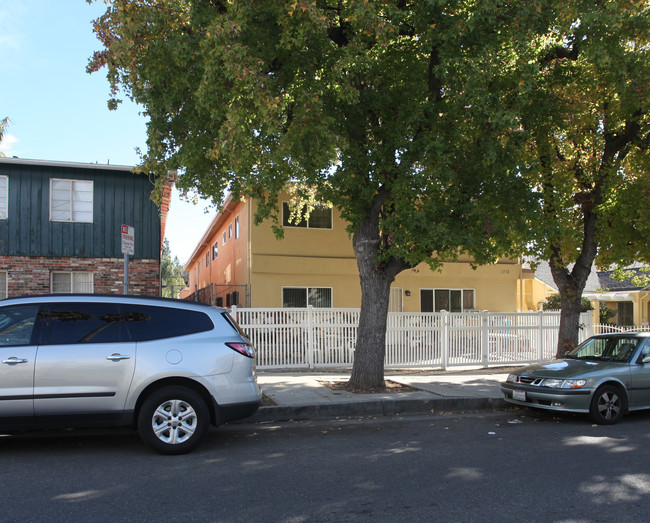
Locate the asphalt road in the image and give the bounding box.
[2,408,650,522]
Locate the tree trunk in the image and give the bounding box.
[555,287,584,357]
[348,260,394,390]
[347,188,411,391]
[550,255,594,358]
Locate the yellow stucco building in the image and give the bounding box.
[181,194,524,312]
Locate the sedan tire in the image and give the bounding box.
[589,384,626,425]
[138,386,210,455]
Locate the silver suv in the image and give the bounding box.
[0,294,261,454]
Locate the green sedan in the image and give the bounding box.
[501,332,650,424]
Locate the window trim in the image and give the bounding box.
[281,201,333,230]
[50,271,94,294]
[282,286,333,308]
[420,288,475,313]
[0,175,7,220]
[0,270,7,300]
[49,178,94,223]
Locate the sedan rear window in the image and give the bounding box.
[121,305,214,341]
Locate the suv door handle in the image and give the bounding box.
[106,354,131,361]
[2,357,29,365]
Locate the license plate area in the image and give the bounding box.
[513,389,526,401]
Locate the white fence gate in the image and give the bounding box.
[231,307,594,370]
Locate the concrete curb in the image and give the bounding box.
[244,397,508,423]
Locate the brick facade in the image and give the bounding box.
[0,256,160,297]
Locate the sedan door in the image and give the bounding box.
[0,305,40,418]
[34,303,136,420]
[628,340,650,408]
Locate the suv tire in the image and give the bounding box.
[138,386,210,455]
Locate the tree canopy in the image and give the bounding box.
[88,0,650,383]
[511,0,650,355]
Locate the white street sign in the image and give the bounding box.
[121,224,135,256]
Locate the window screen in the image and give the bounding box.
[51,272,93,293]
[50,179,93,222]
[0,175,7,219]
[283,287,332,308]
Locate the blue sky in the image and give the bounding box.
[0,0,213,263]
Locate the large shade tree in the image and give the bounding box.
[88,0,547,388]
[511,0,650,356]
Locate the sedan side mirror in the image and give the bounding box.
[643,355,650,364]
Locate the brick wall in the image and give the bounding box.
[0,256,160,297]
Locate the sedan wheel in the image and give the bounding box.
[138,386,210,454]
[590,385,625,425]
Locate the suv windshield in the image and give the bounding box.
[567,336,640,362]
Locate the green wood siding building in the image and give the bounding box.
[0,158,167,297]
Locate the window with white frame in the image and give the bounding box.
[51,272,93,293]
[0,271,7,300]
[50,179,93,222]
[212,241,218,260]
[282,202,332,229]
[0,176,7,219]
[235,216,240,238]
[282,287,332,308]
[420,289,475,312]
[228,224,232,239]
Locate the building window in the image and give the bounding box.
[282,287,332,308]
[0,271,6,300]
[50,179,93,223]
[51,272,93,293]
[212,241,219,260]
[228,224,232,239]
[282,202,332,229]
[420,289,475,312]
[222,231,227,245]
[235,216,240,238]
[618,302,633,326]
[205,252,209,267]
[0,176,7,219]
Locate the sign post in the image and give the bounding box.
[121,225,135,294]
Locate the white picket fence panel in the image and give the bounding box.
[231,307,594,370]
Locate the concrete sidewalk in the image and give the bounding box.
[247,368,514,423]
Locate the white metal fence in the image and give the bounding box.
[231,307,595,370]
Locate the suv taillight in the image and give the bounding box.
[226,342,255,358]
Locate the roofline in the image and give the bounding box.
[0,156,135,172]
[184,193,240,270]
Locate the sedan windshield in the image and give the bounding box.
[567,337,640,363]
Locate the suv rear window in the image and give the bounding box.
[121,305,214,341]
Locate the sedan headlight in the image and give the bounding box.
[506,374,518,383]
[540,378,587,389]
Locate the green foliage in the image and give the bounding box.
[161,238,186,298]
[541,294,593,313]
[599,307,616,325]
[87,0,538,268]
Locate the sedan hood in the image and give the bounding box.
[516,359,629,379]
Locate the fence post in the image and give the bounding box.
[481,310,489,368]
[538,310,544,361]
[441,310,449,370]
[307,305,315,369]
